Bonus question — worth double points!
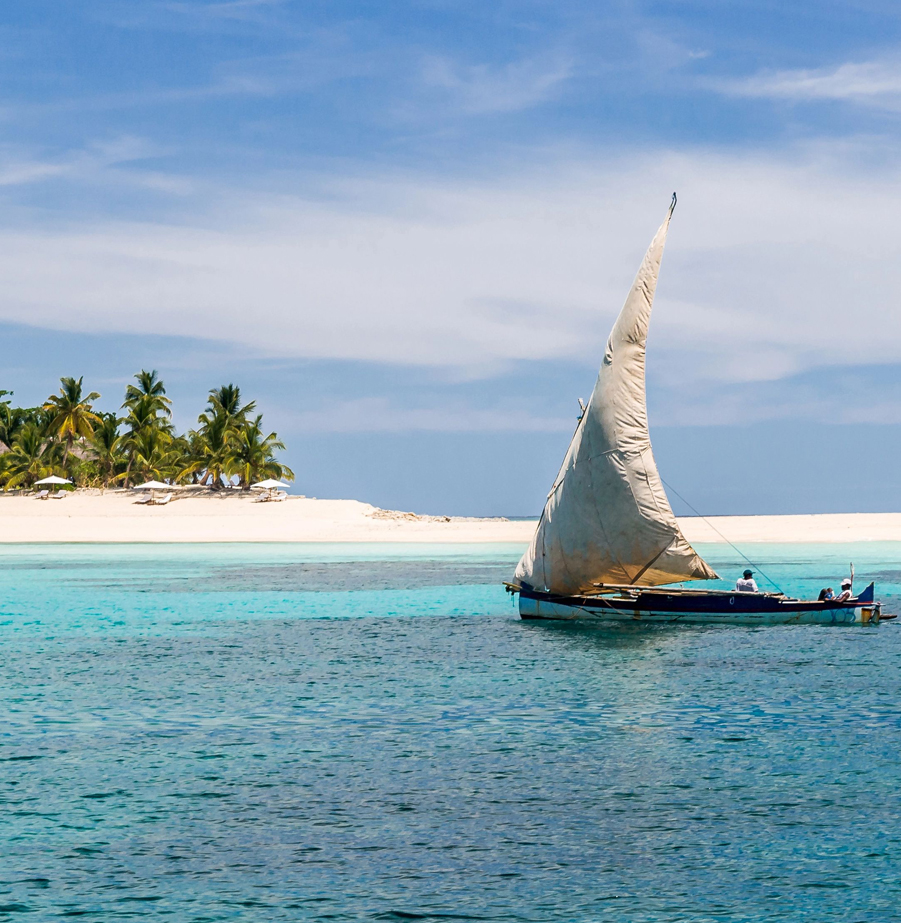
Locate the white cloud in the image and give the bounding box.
[0,137,187,191]
[2,142,901,398]
[94,0,290,31]
[0,160,69,186]
[421,53,574,114]
[717,55,901,108]
[164,0,287,19]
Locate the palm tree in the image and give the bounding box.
[124,369,171,417]
[176,430,211,485]
[121,372,174,486]
[127,427,182,483]
[188,412,232,488]
[43,377,102,465]
[206,384,255,428]
[2,423,63,489]
[226,415,294,489]
[89,413,127,487]
[189,384,256,489]
[1,407,43,452]
[0,390,11,427]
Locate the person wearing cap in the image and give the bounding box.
[735,569,759,592]
[834,578,853,603]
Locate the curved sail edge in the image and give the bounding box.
[513,198,719,596]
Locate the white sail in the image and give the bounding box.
[513,198,718,595]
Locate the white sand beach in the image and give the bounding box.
[0,490,529,544]
[2,489,901,544]
[678,513,901,545]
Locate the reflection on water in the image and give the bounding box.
[0,542,899,921]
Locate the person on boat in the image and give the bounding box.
[735,569,759,592]
[818,587,835,601]
[834,579,853,603]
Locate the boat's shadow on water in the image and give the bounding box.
[516,617,713,650]
[513,615,881,653]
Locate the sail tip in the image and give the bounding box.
[669,191,677,217]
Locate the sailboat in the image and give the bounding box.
[507,195,885,625]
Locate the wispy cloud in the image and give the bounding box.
[717,55,901,109]
[163,0,288,20]
[4,141,901,434]
[0,137,193,193]
[5,37,378,120]
[421,53,575,114]
[92,0,292,32]
[0,159,69,187]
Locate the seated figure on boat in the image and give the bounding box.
[834,579,853,602]
[818,587,835,601]
[735,570,759,593]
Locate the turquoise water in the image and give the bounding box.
[2,542,901,921]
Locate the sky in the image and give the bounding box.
[3,0,901,515]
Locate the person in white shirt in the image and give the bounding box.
[834,578,853,602]
[735,569,759,592]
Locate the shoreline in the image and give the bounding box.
[3,491,901,544]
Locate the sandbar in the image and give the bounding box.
[0,490,530,544]
[2,490,901,544]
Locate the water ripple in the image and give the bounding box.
[0,543,899,920]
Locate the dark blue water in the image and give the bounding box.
[2,543,901,921]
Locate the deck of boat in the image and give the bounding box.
[510,583,884,625]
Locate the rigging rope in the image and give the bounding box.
[661,477,785,595]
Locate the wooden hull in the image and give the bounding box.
[518,587,882,625]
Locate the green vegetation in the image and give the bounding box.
[0,373,294,490]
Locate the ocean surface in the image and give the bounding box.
[2,541,901,922]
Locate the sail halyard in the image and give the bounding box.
[513,197,719,596]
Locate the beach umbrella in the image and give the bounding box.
[133,480,175,490]
[34,475,73,486]
[250,479,290,490]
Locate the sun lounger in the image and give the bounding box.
[35,490,49,500]
[51,490,67,499]
[154,493,173,506]
[134,494,151,505]
[254,489,287,502]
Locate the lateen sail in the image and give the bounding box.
[513,197,718,595]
